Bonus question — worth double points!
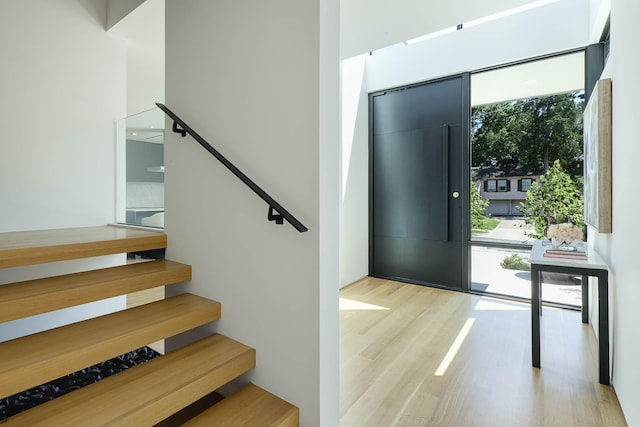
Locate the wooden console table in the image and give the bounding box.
[529,240,610,385]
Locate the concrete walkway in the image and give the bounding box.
[479,216,535,243]
[471,217,581,307]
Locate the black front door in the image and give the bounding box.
[370,75,470,291]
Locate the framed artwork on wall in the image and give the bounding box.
[583,78,612,233]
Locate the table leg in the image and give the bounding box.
[531,265,541,368]
[598,270,610,385]
[582,275,589,324]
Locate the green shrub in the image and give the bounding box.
[500,254,530,271]
[471,181,490,229]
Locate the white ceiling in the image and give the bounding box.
[111,0,583,119]
[340,0,545,59]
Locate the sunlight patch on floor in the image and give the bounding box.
[434,318,475,376]
[339,297,389,311]
[473,298,528,311]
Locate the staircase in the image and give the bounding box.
[0,225,298,426]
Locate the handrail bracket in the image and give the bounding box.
[172,121,187,137]
[268,206,284,225]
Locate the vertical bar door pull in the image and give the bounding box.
[442,125,449,242]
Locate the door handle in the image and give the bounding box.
[442,125,449,242]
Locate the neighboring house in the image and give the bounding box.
[472,166,542,216]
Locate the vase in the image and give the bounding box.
[551,237,573,248]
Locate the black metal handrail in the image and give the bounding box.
[156,103,308,232]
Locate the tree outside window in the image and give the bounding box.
[472,90,585,237]
[472,91,585,177]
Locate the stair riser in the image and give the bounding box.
[0,262,191,323]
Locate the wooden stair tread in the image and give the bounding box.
[183,383,299,427]
[0,225,167,268]
[0,293,220,399]
[3,334,256,426]
[0,259,191,323]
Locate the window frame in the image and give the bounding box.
[519,178,533,192]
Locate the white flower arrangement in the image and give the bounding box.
[547,222,583,244]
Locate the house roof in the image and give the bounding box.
[471,165,543,180]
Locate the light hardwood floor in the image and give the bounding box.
[340,277,627,427]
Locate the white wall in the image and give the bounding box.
[164,1,339,425]
[589,0,611,43]
[107,0,146,29]
[0,0,126,231]
[590,0,640,424]
[319,1,341,423]
[340,54,369,288]
[109,0,165,115]
[0,1,128,341]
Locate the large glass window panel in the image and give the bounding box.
[116,108,165,228]
[471,246,581,307]
[470,52,585,306]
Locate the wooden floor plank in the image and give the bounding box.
[0,259,190,322]
[0,226,166,268]
[2,334,256,427]
[340,277,628,427]
[0,293,220,399]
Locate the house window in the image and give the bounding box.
[519,178,533,192]
[484,179,510,192]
